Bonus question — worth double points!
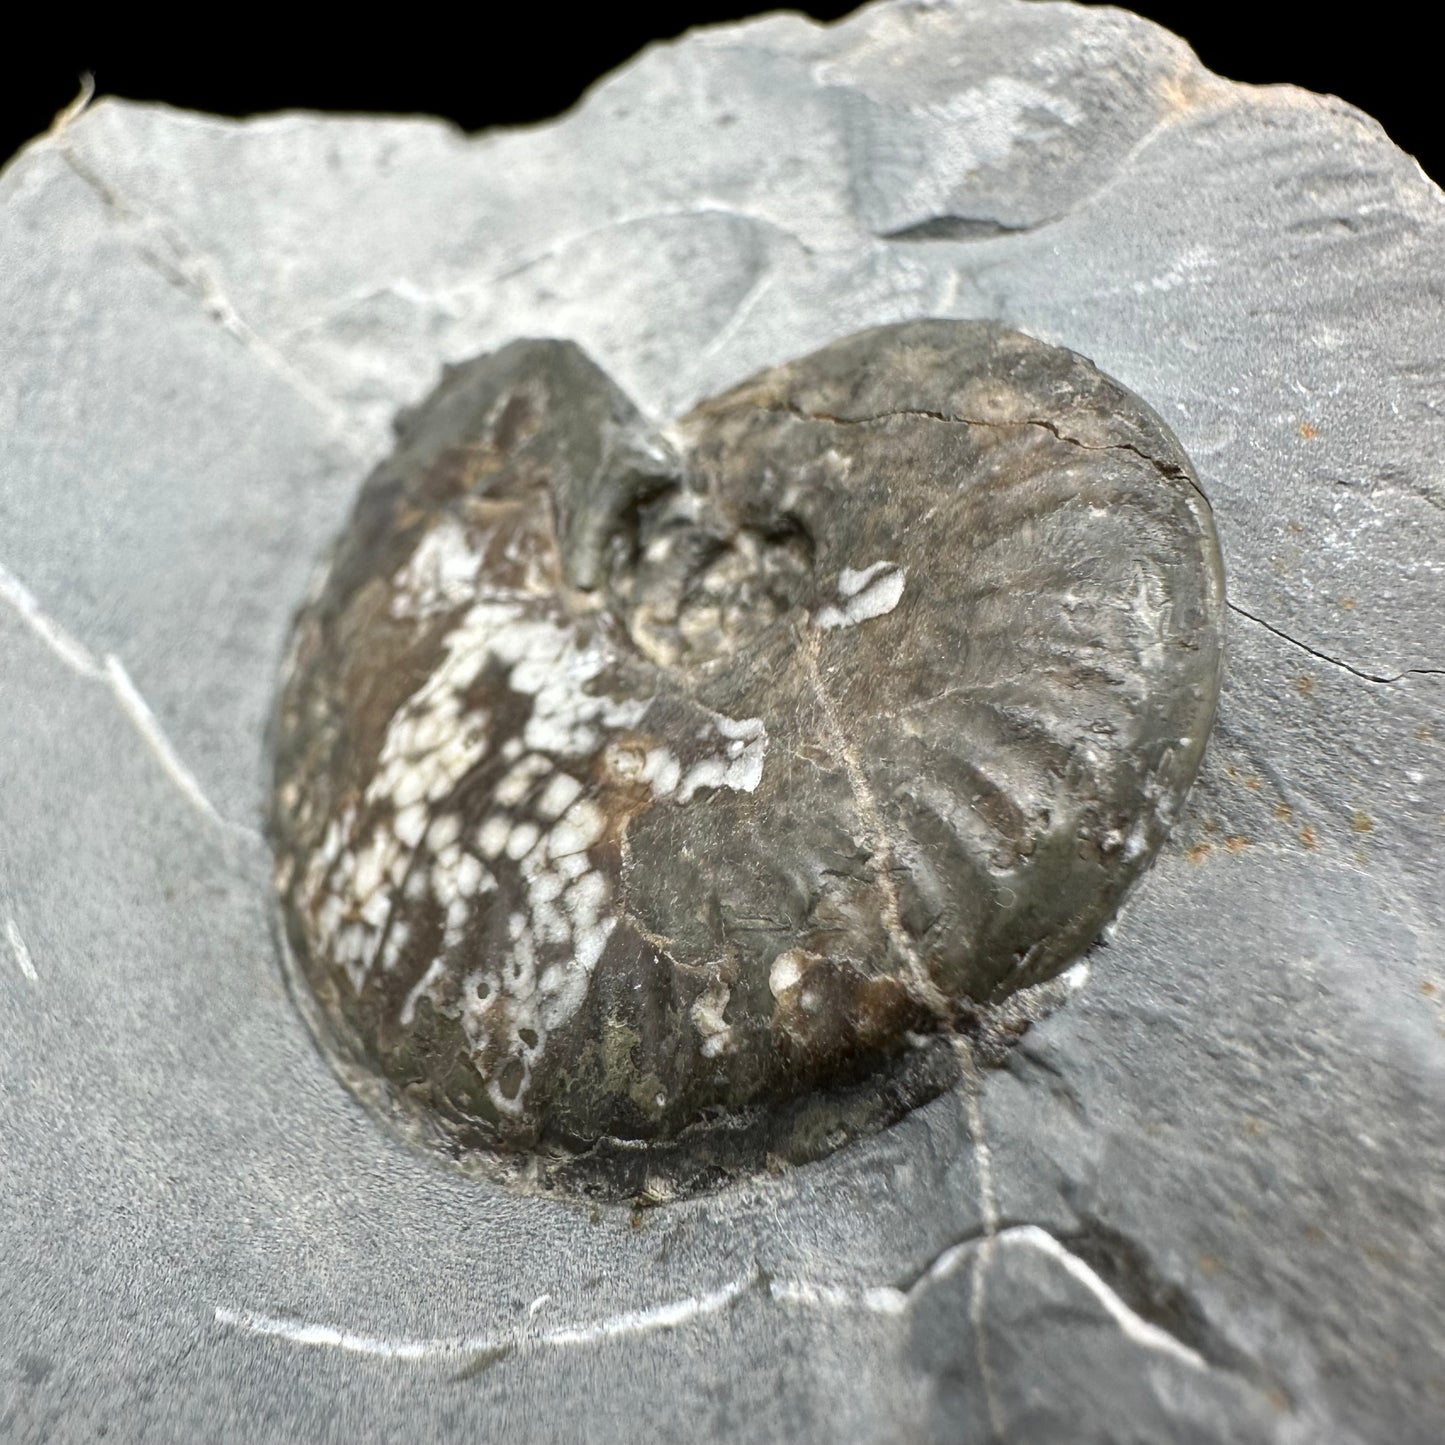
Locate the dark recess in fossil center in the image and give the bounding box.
[268,319,1224,1199]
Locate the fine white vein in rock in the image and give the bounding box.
[0,559,237,832]
[1002,1226,1208,1371]
[965,1079,1001,1235]
[0,560,104,678]
[103,655,224,826]
[215,1222,1208,1374]
[962,1065,1006,1435]
[766,1279,909,1317]
[215,1274,754,1361]
[5,917,38,984]
[970,1243,1005,1438]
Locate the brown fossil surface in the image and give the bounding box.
[269,320,1224,1197]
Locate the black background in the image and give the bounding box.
[1,5,1435,181]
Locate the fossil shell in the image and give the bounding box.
[269,321,1224,1197]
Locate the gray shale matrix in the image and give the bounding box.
[0,0,1440,1440]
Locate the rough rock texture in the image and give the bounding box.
[0,1,1440,1440]
[271,321,1222,1197]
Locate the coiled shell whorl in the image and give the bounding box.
[269,320,1224,1198]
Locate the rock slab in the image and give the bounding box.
[1,1,1441,1440]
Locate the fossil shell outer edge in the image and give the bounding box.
[269,320,1224,1198]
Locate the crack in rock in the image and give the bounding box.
[880,214,1041,242]
[1227,600,1443,686]
[797,626,948,1014]
[766,399,1208,501]
[52,143,362,453]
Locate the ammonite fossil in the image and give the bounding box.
[269,320,1224,1198]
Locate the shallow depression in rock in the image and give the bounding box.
[267,320,1225,1198]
